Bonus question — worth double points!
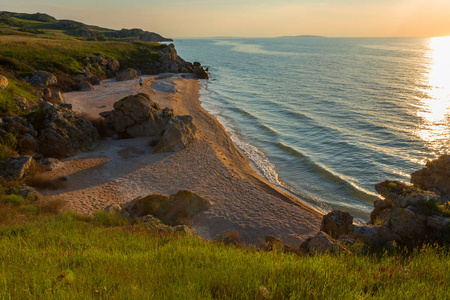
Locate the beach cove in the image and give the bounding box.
[41,74,321,246]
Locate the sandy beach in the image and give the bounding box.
[43,74,321,245]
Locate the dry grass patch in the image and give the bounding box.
[24,164,67,190]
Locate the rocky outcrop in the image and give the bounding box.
[34,104,99,158]
[156,44,209,79]
[301,231,346,254]
[100,93,197,153]
[0,156,33,179]
[0,116,39,154]
[411,154,450,203]
[81,55,120,78]
[25,71,57,87]
[0,75,8,90]
[320,210,353,238]
[121,190,211,225]
[153,115,197,153]
[116,68,138,81]
[77,81,94,91]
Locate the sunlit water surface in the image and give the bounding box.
[174,37,450,221]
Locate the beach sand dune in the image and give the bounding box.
[45,74,321,245]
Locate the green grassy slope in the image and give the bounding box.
[0,11,172,42]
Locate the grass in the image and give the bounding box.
[0,207,448,299]
[0,35,163,76]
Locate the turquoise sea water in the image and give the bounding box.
[174,37,450,221]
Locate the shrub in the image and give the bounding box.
[3,194,26,206]
[37,198,66,214]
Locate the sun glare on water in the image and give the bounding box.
[415,36,450,152]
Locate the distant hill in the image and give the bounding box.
[0,11,172,42]
[278,35,325,38]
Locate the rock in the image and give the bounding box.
[0,75,9,90]
[427,216,450,230]
[13,97,30,111]
[102,93,165,137]
[116,68,138,81]
[369,199,392,225]
[375,180,440,209]
[194,66,209,79]
[43,88,52,98]
[89,75,102,85]
[165,190,211,223]
[153,115,197,153]
[26,71,57,87]
[411,154,450,203]
[306,231,344,254]
[0,116,37,137]
[123,194,171,218]
[173,225,193,235]
[78,81,95,91]
[58,103,72,110]
[19,185,41,201]
[36,157,61,171]
[122,190,211,225]
[349,225,379,244]
[265,235,288,252]
[388,208,427,239]
[0,156,33,179]
[320,210,353,238]
[37,106,99,158]
[52,91,65,103]
[104,203,123,214]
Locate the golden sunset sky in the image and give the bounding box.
[3,0,450,38]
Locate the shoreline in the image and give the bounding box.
[45,74,321,245]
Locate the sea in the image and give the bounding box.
[173,37,450,222]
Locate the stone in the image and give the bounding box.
[153,115,197,153]
[78,81,95,91]
[0,156,33,179]
[265,235,288,252]
[256,286,270,300]
[37,106,99,158]
[411,154,450,203]
[89,75,102,85]
[194,66,209,79]
[320,210,353,238]
[349,225,379,244]
[427,216,450,230]
[36,157,61,171]
[306,231,344,254]
[26,71,57,87]
[388,208,427,239]
[19,185,41,201]
[123,194,172,219]
[173,225,193,235]
[13,97,30,111]
[369,199,392,225]
[116,68,138,81]
[122,190,211,225]
[52,91,65,103]
[102,93,165,137]
[0,75,8,90]
[43,88,52,98]
[165,190,211,222]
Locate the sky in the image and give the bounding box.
[2,0,450,38]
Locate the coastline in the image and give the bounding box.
[44,74,321,245]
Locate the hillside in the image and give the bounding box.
[0,11,172,42]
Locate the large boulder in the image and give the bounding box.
[122,190,211,225]
[411,154,450,203]
[101,93,166,137]
[375,180,440,208]
[320,210,353,238]
[0,156,33,179]
[36,105,99,158]
[388,208,427,239]
[0,75,8,90]
[26,71,57,87]
[116,68,138,81]
[305,231,345,254]
[153,115,197,153]
[78,81,94,91]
